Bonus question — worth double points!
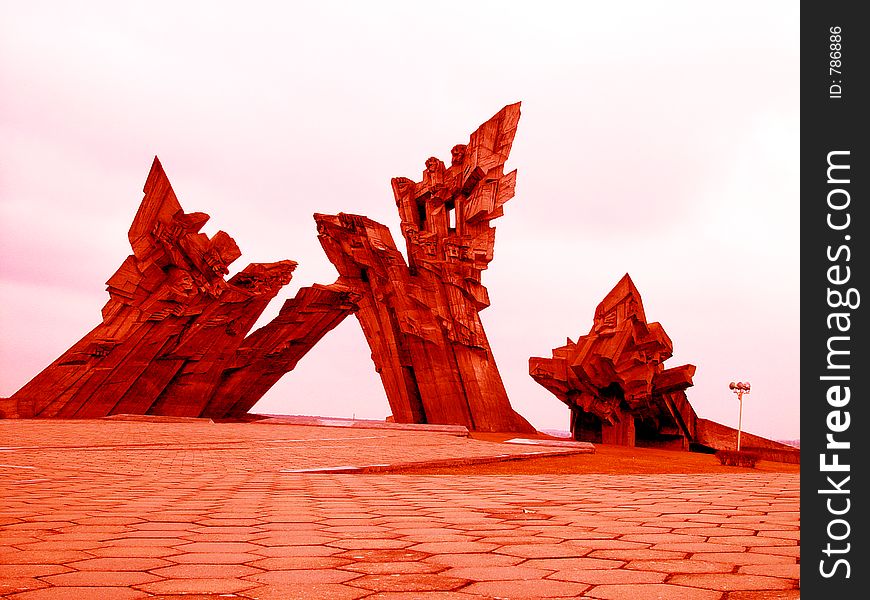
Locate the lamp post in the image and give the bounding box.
[729,381,751,451]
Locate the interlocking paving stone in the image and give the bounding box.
[348,573,470,592]
[244,583,370,599]
[255,545,343,557]
[0,579,49,596]
[248,556,352,570]
[0,420,800,597]
[557,538,650,550]
[738,563,801,579]
[245,568,361,585]
[173,541,263,553]
[344,560,444,574]
[494,542,598,559]
[756,529,800,540]
[686,552,796,565]
[725,591,801,599]
[166,551,260,563]
[462,578,592,597]
[335,549,430,562]
[362,593,489,600]
[3,587,150,599]
[522,557,625,570]
[672,526,756,536]
[749,545,801,557]
[588,548,687,560]
[0,550,93,564]
[669,573,797,591]
[652,542,748,553]
[67,557,174,571]
[149,563,262,578]
[39,571,161,586]
[423,553,524,568]
[135,577,259,594]
[584,583,723,599]
[545,568,667,584]
[440,565,553,580]
[410,541,500,554]
[707,535,793,547]
[328,538,414,550]
[624,559,735,574]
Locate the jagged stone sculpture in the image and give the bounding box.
[530,274,697,447]
[8,157,354,419]
[316,103,535,433]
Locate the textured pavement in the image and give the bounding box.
[0,419,799,598]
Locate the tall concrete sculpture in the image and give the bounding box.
[8,157,354,419]
[530,274,697,447]
[317,103,535,433]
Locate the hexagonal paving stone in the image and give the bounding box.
[726,591,801,600]
[0,578,49,596]
[3,587,150,600]
[136,578,259,595]
[0,550,93,564]
[669,573,797,591]
[738,563,800,579]
[409,541,499,554]
[624,559,735,574]
[361,593,484,600]
[40,571,161,587]
[750,545,801,557]
[522,557,624,570]
[88,545,180,558]
[589,549,686,561]
[0,565,70,578]
[348,573,470,592]
[462,578,591,598]
[423,552,524,568]
[494,543,594,559]
[245,568,361,585]
[687,552,796,565]
[243,583,369,600]
[547,569,667,585]
[344,561,444,574]
[329,538,414,550]
[247,556,351,570]
[254,545,343,557]
[150,563,261,578]
[66,557,172,571]
[173,541,263,553]
[441,565,552,581]
[584,583,723,599]
[337,549,430,562]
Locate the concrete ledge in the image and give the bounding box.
[101,414,215,423]
[505,438,596,451]
[253,414,470,436]
[280,447,593,474]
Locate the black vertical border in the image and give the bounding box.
[801,3,868,596]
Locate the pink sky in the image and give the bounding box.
[0,2,799,439]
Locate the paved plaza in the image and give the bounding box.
[0,419,799,599]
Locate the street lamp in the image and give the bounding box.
[729,381,751,451]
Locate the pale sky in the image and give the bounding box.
[0,1,800,440]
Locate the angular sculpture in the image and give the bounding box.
[316,103,535,433]
[530,274,698,447]
[9,157,354,419]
